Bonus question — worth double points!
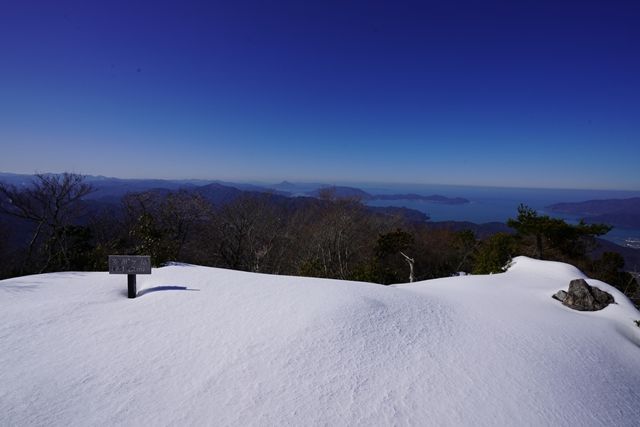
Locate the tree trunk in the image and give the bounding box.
[536,234,543,259]
[400,251,415,283]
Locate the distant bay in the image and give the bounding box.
[361,184,640,247]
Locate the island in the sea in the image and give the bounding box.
[306,186,470,205]
[547,197,640,229]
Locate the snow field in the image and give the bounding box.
[1,257,639,426]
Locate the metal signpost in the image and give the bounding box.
[108,255,152,298]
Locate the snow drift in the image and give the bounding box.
[1,256,639,425]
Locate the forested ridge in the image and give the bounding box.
[1,173,638,306]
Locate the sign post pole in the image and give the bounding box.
[128,274,137,298]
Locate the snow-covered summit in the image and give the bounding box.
[1,256,639,425]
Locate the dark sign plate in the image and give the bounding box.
[108,255,152,275]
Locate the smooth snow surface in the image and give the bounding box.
[1,257,639,426]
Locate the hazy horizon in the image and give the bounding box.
[3,169,640,193]
[2,1,639,190]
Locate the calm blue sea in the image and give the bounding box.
[358,184,640,247]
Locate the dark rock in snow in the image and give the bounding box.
[552,290,567,302]
[558,279,614,311]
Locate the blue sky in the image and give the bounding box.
[1,0,639,189]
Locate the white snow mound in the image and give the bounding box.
[1,256,639,426]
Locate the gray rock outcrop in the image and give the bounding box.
[552,290,567,302]
[554,278,614,311]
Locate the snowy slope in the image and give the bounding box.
[1,257,639,426]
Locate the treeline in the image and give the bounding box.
[0,173,638,306]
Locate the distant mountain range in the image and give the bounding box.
[0,172,432,225]
[547,198,640,229]
[0,173,468,206]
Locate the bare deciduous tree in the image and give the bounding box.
[122,190,214,265]
[0,173,93,272]
[214,194,284,272]
[297,196,376,280]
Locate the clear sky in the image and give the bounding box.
[1,0,639,189]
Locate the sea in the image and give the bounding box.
[356,183,640,248]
